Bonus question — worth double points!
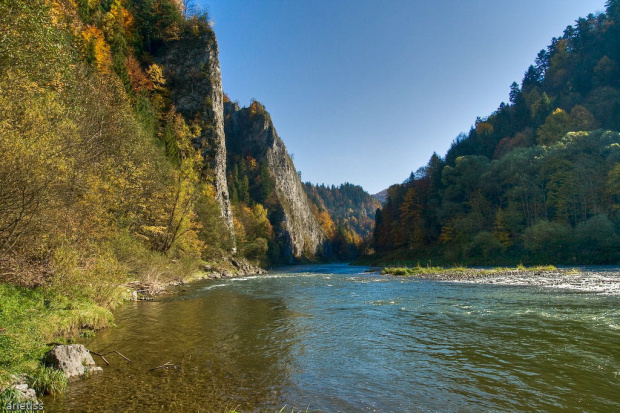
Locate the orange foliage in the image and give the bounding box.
[126,55,154,92]
[475,121,494,136]
[245,156,258,169]
[111,0,135,34]
[249,100,263,116]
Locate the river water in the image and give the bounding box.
[45,264,620,412]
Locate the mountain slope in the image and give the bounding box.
[372,2,620,265]
[224,101,326,262]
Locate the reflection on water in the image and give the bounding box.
[45,264,620,412]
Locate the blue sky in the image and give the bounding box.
[196,0,607,194]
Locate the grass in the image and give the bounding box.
[0,239,234,401]
[382,264,558,276]
[0,387,22,407]
[0,283,113,383]
[27,366,67,397]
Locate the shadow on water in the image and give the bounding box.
[44,286,299,412]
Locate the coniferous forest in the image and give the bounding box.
[372,1,620,265]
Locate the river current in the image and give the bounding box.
[45,264,620,412]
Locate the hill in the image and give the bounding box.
[372,1,620,265]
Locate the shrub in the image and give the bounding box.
[523,220,573,262]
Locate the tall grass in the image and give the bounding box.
[27,366,67,396]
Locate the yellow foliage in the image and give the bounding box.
[249,100,264,116]
[147,64,166,90]
[81,25,112,72]
[246,156,258,169]
[203,183,217,199]
[317,210,336,238]
[439,225,454,243]
[113,0,134,33]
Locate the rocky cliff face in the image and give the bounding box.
[156,24,234,241]
[224,102,325,261]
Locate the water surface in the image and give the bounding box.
[45,264,620,412]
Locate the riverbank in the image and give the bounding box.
[0,256,265,407]
[381,265,560,279]
[381,265,620,294]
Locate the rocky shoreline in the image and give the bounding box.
[125,256,267,300]
[383,267,620,295]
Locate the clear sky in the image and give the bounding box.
[196,0,607,194]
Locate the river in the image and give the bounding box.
[44,264,620,412]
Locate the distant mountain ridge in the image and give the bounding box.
[302,183,380,259]
[372,189,389,204]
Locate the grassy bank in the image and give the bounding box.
[0,247,257,405]
[381,264,559,278]
[0,283,109,406]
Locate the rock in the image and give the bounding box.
[4,375,37,401]
[201,264,213,272]
[44,345,99,379]
[224,101,326,262]
[84,366,103,376]
[157,24,235,249]
[12,383,37,401]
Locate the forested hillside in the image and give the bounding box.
[304,183,380,259]
[224,100,326,265]
[0,0,258,381]
[0,0,335,389]
[373,1,620,265]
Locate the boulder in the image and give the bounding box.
[13,383,37,401]
[44,345,101,379]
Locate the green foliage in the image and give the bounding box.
[523,221,573,260]
[373,3,620,265]
[304,182,381,242]
[574,214,620,260]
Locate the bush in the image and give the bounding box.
[465,231,504,261]
[523,220,573,262]
[575,214,620,262]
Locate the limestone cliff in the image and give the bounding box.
[156,21,234,240]
[224,101,325,261]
